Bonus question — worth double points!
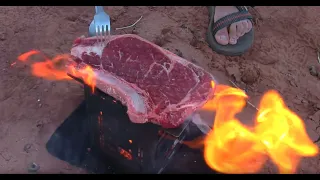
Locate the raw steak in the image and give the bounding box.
[70,34,214,128]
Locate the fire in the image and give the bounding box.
[16,50,318,174]
[18,50,40,62]
[119,148,133,160]
[202,81,318,174]
[17,50,96,92]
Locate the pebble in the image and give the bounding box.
[161,28,171,35]
[309,110,320,121]
[190,58,198,65]
[28,162,40,173]
[226,66,241,82]
[23,143,32,153]
[301,99,308,107]
[289,80,297,87]
[131,28,138,34]
[309,65,318,76]
[292,99,302,105]
[0,31,6,41]
[241,68,260,85]
[175,49,183,58]
[153,36,166,47]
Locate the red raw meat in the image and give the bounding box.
[70,34,214,128]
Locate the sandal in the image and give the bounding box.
[206,6,254,56]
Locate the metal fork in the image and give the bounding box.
[88,6,111,40]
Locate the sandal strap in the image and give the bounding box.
[212,6,253,36]
[236,6,248,12]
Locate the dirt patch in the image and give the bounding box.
[0,6,320,173]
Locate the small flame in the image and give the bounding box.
[119,148,133,160]
[158,130,204,149]
[17,50,96,93]
[18,50,40,62]
[201,81,318,174]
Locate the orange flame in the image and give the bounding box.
[18,50,40,62]
[16,50,318,174]
[119,148,133,160]
[202,81,318,174]
[17,50,96,93]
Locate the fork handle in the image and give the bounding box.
[95,6,105,14]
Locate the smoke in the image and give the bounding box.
[191,76,217,135]
[191,112,213,135]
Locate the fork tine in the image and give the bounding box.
[99,25,102,42]
[100,25,104,43]
[107,23,111,35]
[106,25,109,40]
[102,25,106,42]
[103,25,107,42]
[106,25,109,36]
[96,25,101,42]
[100,25,104,42]
[95,25,99,38]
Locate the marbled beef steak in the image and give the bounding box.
[70,34,214,128]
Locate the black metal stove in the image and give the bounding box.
[73,75,192,173]
[46,74,216,174]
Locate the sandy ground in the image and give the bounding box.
[0,6,320,174]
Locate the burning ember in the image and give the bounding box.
[201,81,318,174]
[16,50,318,174]
[17,50,96,92]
